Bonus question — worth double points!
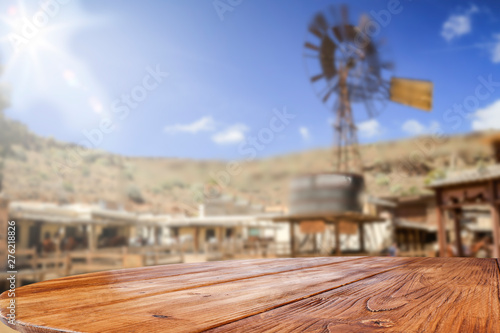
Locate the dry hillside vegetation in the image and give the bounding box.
[0,112,495,214]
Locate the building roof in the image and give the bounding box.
[394,219,437,232]
[165,214,281,228]
[382,194,434,204]
[365,195,397,207]
[272,211,385,224]
[464,223,493,233]
[428,164,500,188]
[8,201,283,229]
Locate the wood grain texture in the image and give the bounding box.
[0,257,499,333]
[208,258,500,333]
[1,257,363,320]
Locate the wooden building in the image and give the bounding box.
[429,164,500,258]
[384,195,438,256]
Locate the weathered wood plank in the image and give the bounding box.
[208,258,500,333]
[0,257,365,332]
[16,257,360,292]
[1,257,414,332]
[1,257,364,318]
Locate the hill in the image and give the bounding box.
[0,112,495,214]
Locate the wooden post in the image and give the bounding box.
[87,224,96,252]
[312,233,318,254]
[416,230,421,254]
[155,226,161,246]
[335,221,341,256]
[289,221,296,258]
[65,253,71,276]
[194,227,200,253]
[154,246,159,266]
[358,223,365,253]
[218,227,224,243]
[149,226,156,246]
[0,196,8,267]
[489,180,500,258]
[453,209,463,257]
[86,250,91,265]
[436,205,447,257]
[121,247,128,268]
[490,204,500,258]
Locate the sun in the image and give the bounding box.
[0,0,111,127]
[0,0,80,88]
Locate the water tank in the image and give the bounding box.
[289,172,364,215]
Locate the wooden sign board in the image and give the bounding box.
[300,220,326,234]
[389,77,433,111]
[338,221,358,235]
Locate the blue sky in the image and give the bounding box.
[1,0,500,160]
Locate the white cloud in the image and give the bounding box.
[358,119,382,138]
[429,121,441,133]
[402,119,425,135]
[441,5,479,42]
[491,34,500,63]
[402,119,441,136]
[299,127,310,141]
[471,99,500,130]
[164,116,216,134]
[212,124,249,144]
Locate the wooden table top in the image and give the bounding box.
[1,257,499,332]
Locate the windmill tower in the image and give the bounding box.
[304,4,433,173]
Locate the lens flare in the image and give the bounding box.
[0,0,110,129]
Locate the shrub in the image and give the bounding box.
[127,185,144,204]
[375,173,390,186]
[12,148,27,162]
[162,180,186,190]
[390,184,402,194]
[63,182,74,192]
[408,186,420,195]
[424,169,446,185]
[81,166,91,177]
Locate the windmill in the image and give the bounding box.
[304,4,433,173]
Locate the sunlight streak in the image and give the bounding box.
[0,0,110,129]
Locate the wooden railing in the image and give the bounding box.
[204,239,279,260]
[129,243,184,266]
[0,239,280,290]
[69,248,131,274]
[0,249,70,288]
[69,243,184,274]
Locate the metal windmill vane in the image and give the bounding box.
[304,4,433,173]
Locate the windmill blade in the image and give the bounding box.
[304,42,321,51]
[318,35,337,79]
[328,6,345,47]
[330,5,348,43]
[310,73,325,82]
[340,4,349,27]
[309,26,324,39]
[378,37,388,46]
[328,5,340,29]
[363,98,376,118]
[381,61,395,70]
[355,14,371,57]
[322,82,339,103]
[389,77,433,111]
[318,76,339,96]
[358,13,370,34]
[311,13,329,35]
[303,54,320,59]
